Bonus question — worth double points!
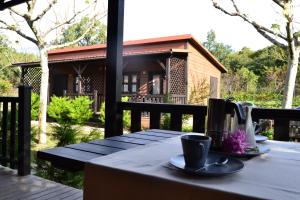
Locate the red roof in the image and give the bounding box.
[16,34,227,73]
[48,34,193,54]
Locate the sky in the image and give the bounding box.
[1,0,290,54]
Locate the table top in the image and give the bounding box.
[84,132,300,200]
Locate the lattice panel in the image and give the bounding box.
[22,67,41,93]
[169,57,186,95]
[81,76,92,93]
[82,68,105,94]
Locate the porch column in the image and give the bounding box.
[166,57,171,95]
[105,0,125,138]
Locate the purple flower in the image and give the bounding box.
[223,129,247,154]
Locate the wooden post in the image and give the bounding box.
[166,57,171,95]
[17,85,31,176]
[105,0,124,138]
[274,118,290,141]
[93,90,98,113]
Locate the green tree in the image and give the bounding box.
[0,0,105,143]
[223,47,253,71]
[0,34,37,93]
[212,0,300,108]
[250,45,287,76]
[203,30,233,63]
[54,17,107,46]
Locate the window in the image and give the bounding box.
[132,75,137,93]
[210,76,218,98]
[123,75,129,92]
[123,74,138,93]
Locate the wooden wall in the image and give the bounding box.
[186,43,222,102]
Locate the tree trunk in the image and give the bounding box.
[38,48,49,144]
[282,50,300,108]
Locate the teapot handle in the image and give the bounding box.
[225,99,246,124]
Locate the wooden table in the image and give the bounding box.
[84,132,300,200]
[37,129,184,171]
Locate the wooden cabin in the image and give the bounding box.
[16,34,227,110]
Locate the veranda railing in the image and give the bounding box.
[0,86,31,176]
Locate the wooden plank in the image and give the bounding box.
[106,136,154,145]
[274,119,290,141]
[170,112,182,131]
[149,111,161,129]
[148,129,184,135]
[63,192,84,200]
[28,186,74,200]
[105,0,125,138]
[1,101,8,167]
[119,102,207,114]
[130,109,142,133]
[193,112,206,133]
[89,139,141,149]
[9,101,16,169]
[137,131,177,138]
[37,147,100,171]
[2,185,62,200]
[66,143,121,155]
[122,133,163,141]
[17,85,31,176]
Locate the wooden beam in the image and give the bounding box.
[105,0,124,138]
[156,59,166,70]
[0,0,29,10]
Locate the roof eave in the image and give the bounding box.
[188,37,228,73]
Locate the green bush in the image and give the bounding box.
[68,96,93,124]
[48,96,93,124]
[261,128,273,140]
[99,96,131,129]
[34,159,84,189]
[0,79,12,95]
[47,96,93,146]
[161,113,170,130]
[31,92,40,120]
[51,123,79,146]
[80,128,104,142]
[48,96,72,124]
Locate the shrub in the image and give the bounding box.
[48,96,93,124]
[161,113,170,130]
[0,79,12,95]
[99,96,131,129]
[80,128,104,142]
[47,96,93,146]
[68,96,93,124]
[188,78,209,105]
[31,92,40,120]
[261,128,273,140]
[52,123,79,146]
[48,96,72,124]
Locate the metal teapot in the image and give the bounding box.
[206,98,246,150]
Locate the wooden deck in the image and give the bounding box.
[0,167,82,200]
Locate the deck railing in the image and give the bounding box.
[252,108,300,141]
[117,102,207,134]
[0,86,31,176]
[123,94,187,104]
[116,102,300,141]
